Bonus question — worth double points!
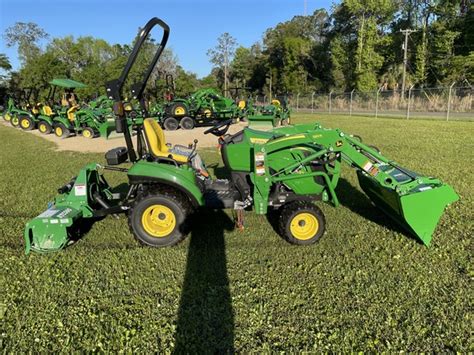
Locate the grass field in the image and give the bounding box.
[0,114,472,352]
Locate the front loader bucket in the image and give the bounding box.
[98,120,115,139]
[357,171,459,246]
[24,206,83,254]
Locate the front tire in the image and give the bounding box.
[54,123,70,138]
[10,115,20,127]
[38,121,52,134]
[19,116,35,130]
[82,127,96,139]
[278,201,326,245]
[128,189,190,247]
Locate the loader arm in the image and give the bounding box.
[251,128,458,245]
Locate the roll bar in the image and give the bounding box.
[106,17,169,102]
[105,17,170,162]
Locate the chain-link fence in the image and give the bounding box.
[253,86,473,121]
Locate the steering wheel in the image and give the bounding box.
[204,119,233,136]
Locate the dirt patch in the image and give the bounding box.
[0,120,247,153]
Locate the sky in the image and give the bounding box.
[0,0,332,78]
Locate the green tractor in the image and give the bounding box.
[3,89,37,128]
[24,18,459,254]
[42,79,116,139]
[162,88,241,130]
[247,97,291,129]
[17,85,61,134]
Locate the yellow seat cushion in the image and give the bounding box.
[143,118,188,163]
[67,105,79,121]
[43,106,53,116]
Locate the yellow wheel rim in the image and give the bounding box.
[55,127,63,136]
[203,109,212,118]
[4,113,11,121]
[174,107,185,116]
[12,117,19,125]
[21,119,30,128]
[83,130,92,138]
[290,213,319,240]
[141,205,176,238]
[39,123,47,133]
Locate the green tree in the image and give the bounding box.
[230,46,253,87]
[207,32,237,95]
[342,0,396,91]
[3,22,48,64]
[0,54,11,71]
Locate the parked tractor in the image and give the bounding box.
[162,88,242,130]
[24,18,458,254]
[247,98,291,129]
[3,89,37,128]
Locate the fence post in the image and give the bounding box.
[446,82,456,121]
[263,95,267,105]
[329,91,333,114]
[406,85,414,119]
[296,93,300,112]
[375,87,382,118]
[349,89,355,116]
[311,92,315,113]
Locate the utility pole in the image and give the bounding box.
[400,29,416,96]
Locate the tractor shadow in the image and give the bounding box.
[173,209,235,353]
[336,178,420,242]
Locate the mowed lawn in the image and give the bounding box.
[0,114,472,352]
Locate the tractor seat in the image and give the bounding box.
[67,105,79,121]
[42,105,54,116]
[143,118,209,177]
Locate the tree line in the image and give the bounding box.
[0,0,472,102]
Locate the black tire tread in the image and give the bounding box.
[163,117,179,131]
[127,185,191,247]
[19,116,35,131]
[38,121,52,134]
[278,200,326,245]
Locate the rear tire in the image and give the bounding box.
[54,123,70,138]
[163,117,179,131]
[128,189,190,247]
[38,121,52,134]
[179,116,194,130]
[170,103,188,118]
[19,116,35,130]
[278,201,326,245]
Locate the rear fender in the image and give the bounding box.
[53,116,73,129]
[38,115,54,125]
[127,161,204,206]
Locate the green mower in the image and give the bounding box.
[24,18,459,254]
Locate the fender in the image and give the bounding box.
[127,160,204,207]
